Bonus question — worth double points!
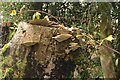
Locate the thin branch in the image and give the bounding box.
[27,10,82,22]
[103,44,120,55]
[28,10,60,23]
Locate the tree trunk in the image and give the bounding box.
[99,3,116,78]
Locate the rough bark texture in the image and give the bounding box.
[99,4,116,78]
[2,19,116,79]
[4,22,80,79]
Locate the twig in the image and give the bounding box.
[103,44,120,55]
[27,10,82,23]
[28,10,60,23]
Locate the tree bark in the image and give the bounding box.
[3,22,80,79]
[99,3,116,78]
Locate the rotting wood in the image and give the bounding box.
[4,22,80,78]
[2,18,116,78]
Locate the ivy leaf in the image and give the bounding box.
[104,35,114,42]
[115,59,119,67]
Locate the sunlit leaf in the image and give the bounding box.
[32,14,36,20]
[104,35,114,42]
[36,12,41,19]
[115,59,119,67]
[32,12,41,20]
[44,15,49,21]
[0,43,10,55]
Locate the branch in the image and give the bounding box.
[103,44,120,55]
[28,10,60,23]
[27,10,82,22]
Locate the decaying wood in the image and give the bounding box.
[28,19,64,28]
[3,18,116,78]
[5,22,81,78]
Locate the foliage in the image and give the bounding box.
[0,43,10,55]
[115,59,119,67]
[104,35,114,42]
[1,2,31,22]
[0,43,10,79]
[7,27,16,40]
[32,12,41,20]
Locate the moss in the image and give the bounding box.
[0,43,10,55]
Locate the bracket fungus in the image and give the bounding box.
[52,34,72,42]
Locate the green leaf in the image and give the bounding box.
[104,35,114,42]
[0,43,10,55]
[115,59,119,67]
[36,15,40,19]
[7,29,16,40]
[32,12,41,20]
[8,68,14,72]
[32,14,36,20]
[44,15,49,21]
[17,61,26,70]
[0,69,3,79]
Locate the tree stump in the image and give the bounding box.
[4,22,82,79]
[2,21,116,79]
